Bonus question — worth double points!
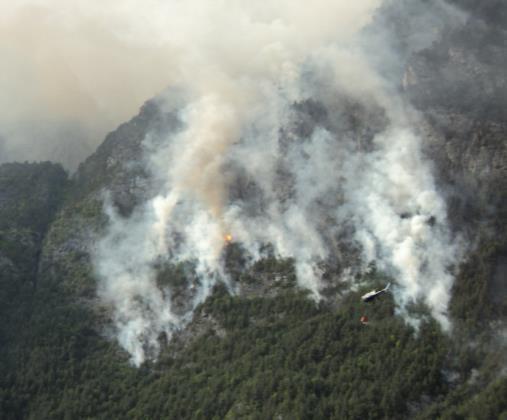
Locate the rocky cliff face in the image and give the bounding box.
[405,4,507,221]
[402,5,507,322]
[73,99,180,216]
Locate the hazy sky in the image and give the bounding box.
[1,1,181,169]
[1,0,383,170]
[84,0,464,364]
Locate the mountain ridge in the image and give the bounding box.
[0,3,506,417]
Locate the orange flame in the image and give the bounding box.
[225,234,233,243]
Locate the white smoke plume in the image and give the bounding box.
[0,0,465,172]
[0,0,379,169]
[81,0,464,364]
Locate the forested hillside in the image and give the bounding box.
[1,0,506,419]
[0,157,504,419]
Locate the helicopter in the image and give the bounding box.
[361,283,391,303]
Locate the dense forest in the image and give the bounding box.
[0,257,506,419]
[0,166,505,418]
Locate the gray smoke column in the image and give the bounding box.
[340,124,462,329]
[89,0,465,365]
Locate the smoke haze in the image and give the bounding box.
[80,1,467,365]
[1,1,180,169]
[2,0,468,364]
[1,0,389,169]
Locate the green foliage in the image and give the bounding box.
[416,376,507,420]
[0,161,504,419]
[0,255,505,420]
[0,162,70,384]
[450,238,507,326]
[0,268,454,420]
[0,162,69,234]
